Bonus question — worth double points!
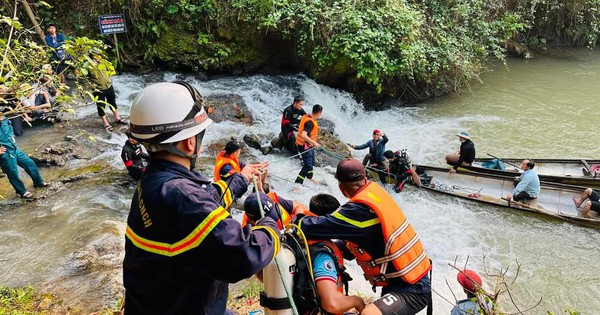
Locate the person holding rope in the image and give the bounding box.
[295,104,323,185]
[123,82,281,314]
[296,158,432,315]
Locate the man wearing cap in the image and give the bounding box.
[447,131,476,174]
[280,95,307,153]
[123,81,281,314]
[451,270,492,315]
[297,158,432,315]
[244,193,365,314]
[121,131,149,180]
[349,130,389,170]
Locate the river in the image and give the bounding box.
[1,49,599,314]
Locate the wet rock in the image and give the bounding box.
[243,134,262,150]
[205,94,253,125]
[271,134,283,148]
[64,135,74,142]
[261,146,273,155]
[315,133,352,168]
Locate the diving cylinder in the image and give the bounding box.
[263,245,296,315]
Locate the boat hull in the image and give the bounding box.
[417,165,600,229]
[450,158,600,188]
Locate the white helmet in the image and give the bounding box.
[129,81,213,146]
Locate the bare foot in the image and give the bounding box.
[572,197,581,208]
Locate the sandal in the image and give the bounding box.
[35,182,50,188]
[104,124,114,132]
[114,118,129,125]
[20,191,34,199]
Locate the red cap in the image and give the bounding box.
[373,129,381,135]
[335,158,366,182]
[457,270,482,293]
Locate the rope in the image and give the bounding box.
[253,175,299,315]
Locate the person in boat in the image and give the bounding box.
[349,129,389,170]
[0,108,49,199]
[505,159,540,203]
[572,188,600,218]
[121,130,149,180]
[280,95,307,153]
[447,131,475,174]
[295,104,323,185]
[451,269,492,315]
[123,81,280,314]
[245,193,365,314]
[296,158,432,315]
[383,150,421,192]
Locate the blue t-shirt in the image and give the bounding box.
[312,251,337,283]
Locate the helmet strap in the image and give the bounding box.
[144,130,205,170]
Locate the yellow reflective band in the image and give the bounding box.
[252,225,281,259]
[332,211,380,228]
[126,207,229,257]
[297,175,305,180]
[213,180,233,209]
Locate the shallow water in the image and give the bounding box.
[1,49,599,313]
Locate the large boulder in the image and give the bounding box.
[205,94,253,125]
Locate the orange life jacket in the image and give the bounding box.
[308,239,346,296]
[241,191,292,229]
[347,181,431,285]
[213,150,242,182]
[295,114,319,146]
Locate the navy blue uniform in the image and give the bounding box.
[123,159,280,314]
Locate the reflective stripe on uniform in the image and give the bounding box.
[252,225,281,259]
[126,207,229,257]
[213,180,234,209]
[332,211,380,228]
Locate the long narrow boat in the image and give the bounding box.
[449,158,600,188]
[415,165,600,229]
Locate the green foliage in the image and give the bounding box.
[234,0,525,95]
[512,0,600,48]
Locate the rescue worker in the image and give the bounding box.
[295,104,323,185]
[297,158,432,315]
[121,130,149,180]
[123,81,281,314]
[383,150,421,192]
[213,140,246,181]
[245,193,365,314]
[280,95,306,153]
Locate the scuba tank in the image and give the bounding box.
[261,244,297,315]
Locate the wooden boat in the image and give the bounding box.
[416,165,600,229]
[449,158,600,188]
[365,166,397,184]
